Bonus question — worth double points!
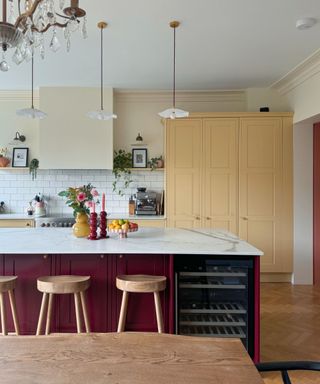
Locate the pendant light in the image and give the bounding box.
[87,21,117,121]
[16,55,47,119]
[159,21,189,119]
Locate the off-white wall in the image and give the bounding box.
[285,73,320,124]
[114,90,246,158]
[246,88,291,112]
[0,91,39,163]
[293,122,314,284]
[39,87,113,169]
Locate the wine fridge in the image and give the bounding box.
[175,255,255,358]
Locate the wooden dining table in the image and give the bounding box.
[0,333,264,384]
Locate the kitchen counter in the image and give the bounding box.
[0,214,34,220]
[0,227,263,255]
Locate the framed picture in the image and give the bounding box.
[132,148,147,168]
[12,147,29,168]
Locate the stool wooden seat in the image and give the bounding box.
[116,274,166,333]
[36,275,91,336]
[0,276,20,335]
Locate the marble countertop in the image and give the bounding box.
[0,214,166,221]
[0,227,263,256]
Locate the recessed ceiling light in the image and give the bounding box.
[296,17,317,30]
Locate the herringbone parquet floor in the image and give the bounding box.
[260,283,320,383]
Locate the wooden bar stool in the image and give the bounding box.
[36,275,91,335]
[0,276,20,336]
[116,274,166,333]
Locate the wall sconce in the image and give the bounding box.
[13,132,26,142]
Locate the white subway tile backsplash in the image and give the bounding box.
[0,169,164,215]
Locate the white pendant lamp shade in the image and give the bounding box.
[87,21,117,121]
[158,108,189,119]
[16,55,47,120]
[16,107,47,119]
[159,20,188,119]
[86,110,117,121]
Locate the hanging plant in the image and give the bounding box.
[112,150,132,196]
[29,158,39,181]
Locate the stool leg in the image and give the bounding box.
[117,291,129,333]
[74,292,82,333]
[80,291,91,333]
[45,293,53,335]
[154,291,164,333]
[36,292,48,336]
[0,292,7,335]
[8,289,20,335]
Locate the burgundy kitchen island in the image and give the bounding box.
[0,227,262,362]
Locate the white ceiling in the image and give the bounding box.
[1,0,320,90]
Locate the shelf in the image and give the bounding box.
[129,168,164,172]
[0,167,28,170]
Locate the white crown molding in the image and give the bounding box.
[114,89,246,103]
[271,49,320,95]
[0,90,39,101]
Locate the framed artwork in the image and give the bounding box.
[132,148,147,168]
[12,147,29,168]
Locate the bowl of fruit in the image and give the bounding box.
[108,219,139,239]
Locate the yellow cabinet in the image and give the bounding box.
[166,119,202,228]
[165,113,293,275]
[0,219,34,228]
[203,118,238,233]
[239,117,293,273]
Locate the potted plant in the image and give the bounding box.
[29,158,39,180]
[112,149,133,195]
[148,155,164,171]
[0,148,10,167]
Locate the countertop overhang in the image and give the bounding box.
[0,227,263,256]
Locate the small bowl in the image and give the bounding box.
[109,227,138,239]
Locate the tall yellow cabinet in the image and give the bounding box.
[165,113,293,277]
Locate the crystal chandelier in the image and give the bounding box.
[0,0,87,71]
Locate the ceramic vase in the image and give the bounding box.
[0,157,10,167]
[73,212,90,238]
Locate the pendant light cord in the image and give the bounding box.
[100,26,104,111]
[173,26,176,110]
[31,54,34,109]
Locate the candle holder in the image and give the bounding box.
[88,212,98,240]
[99,211,107,239]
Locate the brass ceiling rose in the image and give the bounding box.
[170,21,180,29]
[98,21,108,29]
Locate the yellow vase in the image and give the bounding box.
[72,212,90,238]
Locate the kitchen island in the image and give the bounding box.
[0,227,262,361]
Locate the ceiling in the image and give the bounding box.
[1,0,320,90]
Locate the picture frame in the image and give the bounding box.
[132,148,147,168]
[12,147,29,168]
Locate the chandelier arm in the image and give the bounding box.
[2,0,7,22]
[14,0,42,29]
[55,12,73,20]
[31,21,68,34]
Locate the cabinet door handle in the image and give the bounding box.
[195,216,200,220]
[119,254,123,259]
[43,254,48,259]
[242,217,248,221]
[206,217,211,220]
[26,223,30,227]
[100,254,105,259]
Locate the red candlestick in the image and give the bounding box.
[99,211,107,239]
[92,202,96,214]
[88,212,98,240]
[102,193,105,212]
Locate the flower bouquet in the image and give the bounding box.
[58,184,99,237]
